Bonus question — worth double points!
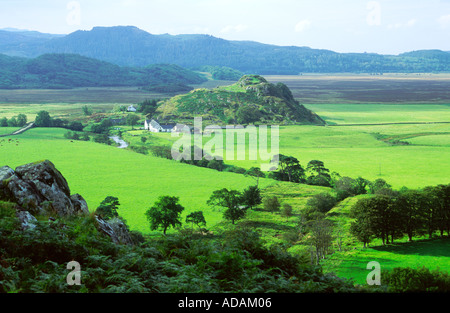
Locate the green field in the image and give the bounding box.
[0,128,277,234]
[323,238,450,285]
[147,119,449,189]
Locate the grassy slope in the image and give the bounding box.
[0,128,279,234]
[147,123,449,189]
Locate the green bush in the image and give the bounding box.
[382,266,450,292]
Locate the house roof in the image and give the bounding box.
[160,123,176,130]
[146,119,175,130]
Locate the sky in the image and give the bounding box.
[1,0,450,55]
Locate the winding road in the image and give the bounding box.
[0,122,35,137]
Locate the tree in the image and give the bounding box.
[263,196,281,214]
[350,200,375,248]
[350,195,395,245]
[207,188,245,224]
[308,218,333,265]
[126,114,140,130]
[82,105,93,116]
[16,114,27,127]
[145,196,184,235]
[394,190,427,241]
[280,203,294,221]
[95,196,121,220]
[67,121,84,131]
[241,185,262,210]
[426,184,450,237]
[369,178,391,194]
[94,134,113,145]
[138,99,159,116]
[269,154,305,183]
[306,193,337,214]
[0,117,7,127]
[185,211,207,229]
[35,111,52,127]
[207,158,224,171]
[244,167,265,187]
[306,160,331,187]
[354,177,370,195]
[7,116,17,127]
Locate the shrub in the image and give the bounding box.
[382,266,450,293]
[306,193,337,214]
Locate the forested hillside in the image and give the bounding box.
[2,26,450,74]
[0,53,207,89]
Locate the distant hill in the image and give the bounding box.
[156,74,326,125]
[1,26,450,74]
[0,53,206,89]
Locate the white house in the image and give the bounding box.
[145,119,176,133]
[127,105,137,112]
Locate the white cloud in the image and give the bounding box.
[220,24,248,33]
[294,20,311,32]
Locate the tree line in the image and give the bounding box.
[0,114,28,128]
[350,184,450,247]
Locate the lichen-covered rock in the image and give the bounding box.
[0,160,89,217]
[1,160,134,245]
[95,215,134,245]
[71,194,89,216]
[0,166,14,181]
[16,210,38,230]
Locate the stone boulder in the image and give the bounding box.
[1,160,134,245]
[95,215,134,245]
[0,160,89,217]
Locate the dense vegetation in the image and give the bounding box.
[2,26,450,74]
[197,65,243,81]
[0,200,360,293]
[0,53,206,89]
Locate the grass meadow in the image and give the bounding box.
[0,128,277,235]
[148,120,450,189]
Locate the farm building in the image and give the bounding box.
[127,105,137,112]
[145,119,176,133]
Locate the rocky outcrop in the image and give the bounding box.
[0,160,88,216]
[95,216,134,245]
[1,160,134,245]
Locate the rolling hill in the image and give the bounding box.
[0,53,207,89]
[2,26,450,74]
[156,74,326,125]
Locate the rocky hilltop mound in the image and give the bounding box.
[0,160,132,245]
[156,74,326,125]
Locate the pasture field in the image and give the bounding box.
[147,120,450,189]
[0,127,278,234]
[322,238,450,286]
